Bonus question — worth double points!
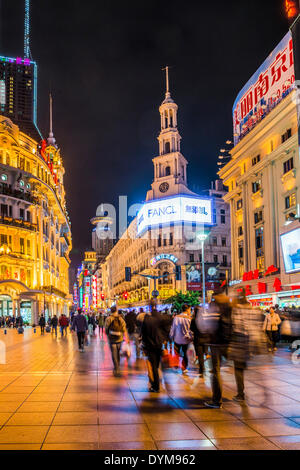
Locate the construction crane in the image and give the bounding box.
[24,0,30,59]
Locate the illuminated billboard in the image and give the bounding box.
[0,80,5,106]
[280,228,300,274]
[137,195,213,236]
[233,31,295,145]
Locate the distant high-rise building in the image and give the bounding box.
[0,55,41,142]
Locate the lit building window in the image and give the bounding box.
[19,180,24,187]
[285,193,296,210]
[1,174,7,181]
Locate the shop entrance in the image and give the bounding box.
[20,301,32,324]
[0,295,12,318]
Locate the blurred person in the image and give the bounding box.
[39,314,46,334]
[105,306,128,377]
[159,308,173,352]
[87,313,96,336]
[72,308,88,352]
[263,306,281,352]
[169,304,193,374]
[141,308,164,392]
[125,309,140,358]
[59,313,69,337]
[97,312,106,337]
[190,306,210,378]
[50,314,58,337]
[204,293,232,409]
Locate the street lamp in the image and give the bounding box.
[197,232,209,309]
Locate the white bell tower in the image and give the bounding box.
[146,67,196,201]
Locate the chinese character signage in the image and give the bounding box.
[137,195,213,236]
[150,254,178,266]
[233,32,295,145]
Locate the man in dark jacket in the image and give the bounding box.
[105,306,128,377]
[141,309,164,392]
[39,314,46,334]
[51,315,58,337]
[72,308,88,352]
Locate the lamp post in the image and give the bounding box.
[197,232,209,309]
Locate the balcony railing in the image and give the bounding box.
[0,216,37,232]
[0,185,38,204]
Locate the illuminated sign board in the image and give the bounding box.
[0,56,34,66]
[0,80,5,106]
[137,195,213,236]
[150,254,178,266]
[233,31,295,145]
[280,228,300,274]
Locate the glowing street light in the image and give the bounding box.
[197,232,209,309]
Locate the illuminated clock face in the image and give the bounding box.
[159,182,169,193]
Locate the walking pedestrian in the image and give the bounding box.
[263,306,281,352]
[59,313,69,337]
[169,304,193,374]
[51,314,58,337]
[39,314,46,334]
[141,308,164,392]
[190,306,210,378]
[125,309,140,358]
[97,312,106,337]
[204,293,232,409]
[72,308,88,352]
[105,306,128,377]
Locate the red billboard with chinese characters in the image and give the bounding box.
[233,31,295,145]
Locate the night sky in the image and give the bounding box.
[0,0,291,268]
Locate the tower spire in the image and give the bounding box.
[162,65,173,102]
[47,92,56,146]
[24,0,30,59]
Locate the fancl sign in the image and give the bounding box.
[150,254,178,266]
[137,195,213,236]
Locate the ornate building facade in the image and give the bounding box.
[0,114,72,323]
[101,73,231,309]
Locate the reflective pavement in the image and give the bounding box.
[0,328,300,449]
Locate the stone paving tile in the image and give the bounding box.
[0,444,41,450]
[0,403,22,413]
[0,425,49,443]
[185,408,239,421]
[42,443,99,450]
[45,425,99,444]
[98,402,144,425]
[148,422,208,441]
[17,401,60,413]
[223,403,282,419]
[211,437,280,450]
[0,394,29,402]
[53,412,98,425]
[0,413,13,425]
[141,409,191,424]
[99,423,153,442]
[156,439,216,450]
[58,400,98,412]
[268,435,300,449]
[6,412,55,426]
[244,418,300,436]
[99,441,157,450]
[195,420,259,439]
[265,403,300,417]
[26,393,64,402]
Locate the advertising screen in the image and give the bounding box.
[0,80,5,106]
[137,195,213,236]
[280,228,300,274]
[233,31,295,145]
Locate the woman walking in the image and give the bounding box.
[263,306,281,352]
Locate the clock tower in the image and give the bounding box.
[146,67,196,201]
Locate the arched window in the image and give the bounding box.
[164,111,168,128]
[170,110,173,127]
[165,166,171,176]
[164,141,170,154]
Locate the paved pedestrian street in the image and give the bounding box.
[1,329,300,450]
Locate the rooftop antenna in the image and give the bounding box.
[47,92,56,146]
[24,0,30,59]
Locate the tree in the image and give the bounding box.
[163,291,200,312]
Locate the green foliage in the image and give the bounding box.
[163,291,200,312]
